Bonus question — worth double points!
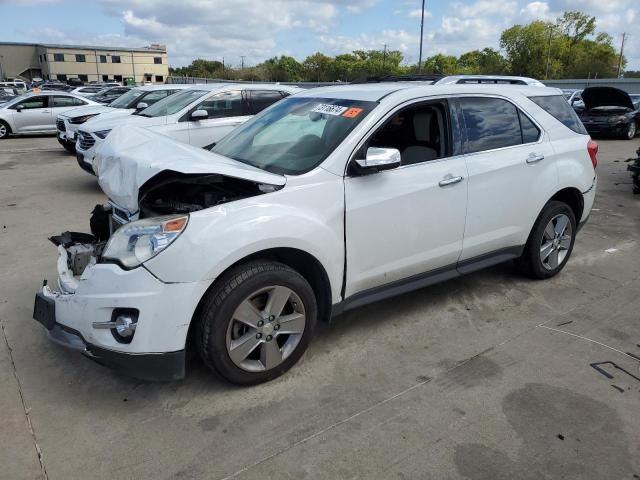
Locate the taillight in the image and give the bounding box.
[587,140,598,169]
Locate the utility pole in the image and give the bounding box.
[382,44,388,71]
[545,25,553,80]
[617,32,627,78]
[418,0,425,73]
[222,57,225,78]
[240,56,246,72]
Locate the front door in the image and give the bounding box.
[344,100,468,297]
[186,90,251,147]
[11,95,52,132]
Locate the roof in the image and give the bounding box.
[0,41,166,53]
[131,84,192,91]
[182,83,302,93]
[295,83,563,102]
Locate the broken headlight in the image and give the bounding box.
[102,215,188,268]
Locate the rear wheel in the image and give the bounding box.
[0,121,10,139]
[195,261,317,385]
[517,201,576,279]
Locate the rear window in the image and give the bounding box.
[528,95,587,135]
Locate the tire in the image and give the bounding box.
[0,121,10,139]
[195,261,317,385]
[623,121,637,140]
[517,200,577,279]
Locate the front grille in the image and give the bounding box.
[56,119,66,132]
[77,131,95,150]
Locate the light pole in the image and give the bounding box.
[617,32,627,78]
[545,25,554,80]
[0,55,5,81]
[418,0,425,73]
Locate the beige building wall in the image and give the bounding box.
[0,43,41,80]
[0,43,168,84]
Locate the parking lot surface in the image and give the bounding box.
[1,135,639,480]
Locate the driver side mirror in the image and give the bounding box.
[15,104,24,112]
[190,109,209,120]
[353,147,401,174]
[135,102,148,110]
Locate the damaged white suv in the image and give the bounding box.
[33,84,598,384]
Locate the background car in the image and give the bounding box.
[40,82,73,92]
[86,86,132,105]
[75,83,300,173]
[70,86,108,97]
[56,84,190,153]
[576,86,639,140]
[0,91,99,139]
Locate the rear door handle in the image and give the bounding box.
[526,153,545,164]
[439,175,464,187]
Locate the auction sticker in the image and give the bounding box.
[311,103,349,116]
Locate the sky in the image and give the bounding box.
[0,0,638,70]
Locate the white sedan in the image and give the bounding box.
[75,83,300,174]
[0,91,100,139]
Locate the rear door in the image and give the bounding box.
[50,95,88,118]
[11,95,52,132]
[456,95,557,262]
[185,90,250,147]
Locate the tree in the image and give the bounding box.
[302,52,334,82]
[262,56,303,81]
[457,48,508,74]
[422,54,458,74]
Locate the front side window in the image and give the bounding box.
[139,89,207,117]
[53,53,64,62]
[248,90,284,114]
[195,91,245,118]
[459,97,523,153]
[76,54,86,62]
[14,96,47,109]
[367,102,449,165]
[212,97,377,175]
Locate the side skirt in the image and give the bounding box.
[331,246,524,318]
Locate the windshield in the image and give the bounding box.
[212,97,377,175]
[108,89,145,109]
[138,89,207,117]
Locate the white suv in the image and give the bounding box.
[74,84,300,175]
[33,84,597,384]
[55,85,190,155]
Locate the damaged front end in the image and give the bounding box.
[628,147,640,194]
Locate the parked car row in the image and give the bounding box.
[30,79,599,385]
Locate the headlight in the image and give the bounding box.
[102,215,188,268]
[608,115,628,124]
[94,129,111,139]
[69,113,99,124]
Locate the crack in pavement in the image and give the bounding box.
[1,319,48,480]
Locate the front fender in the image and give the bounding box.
[144,169,345,303]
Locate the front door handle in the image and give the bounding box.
[526,153,545,164]
[439,175,464,187]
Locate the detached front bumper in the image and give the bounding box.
[33,235,210,381]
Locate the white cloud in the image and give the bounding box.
[408,8,432,19]
[520,2,553,20]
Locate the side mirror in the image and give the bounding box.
[354,147,401,174]
[15,104,24,112]
[135,102,148,110]
[190,109,209,120]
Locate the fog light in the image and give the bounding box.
[112,308,138,344]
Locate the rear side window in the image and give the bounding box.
[528,95,587,135]
[196,91,246,118]
[519,111,540,143]
[459,97,522,153]
[248,90,284,114]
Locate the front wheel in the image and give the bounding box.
[517,201,577,279]
[0,121,10,139]
[195,261,317,385]
[623,121,637,140]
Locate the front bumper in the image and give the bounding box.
[33,237,211,381]
[34,294,185,382]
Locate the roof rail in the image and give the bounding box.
[350,74,445,84]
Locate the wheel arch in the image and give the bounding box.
[0,117,13,135]
[186,247,333,353]
[548,187,584,223]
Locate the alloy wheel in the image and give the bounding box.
[628,122,637,139]
[539,213,572,270]
[226,285,306,372]
[0,123,7,138]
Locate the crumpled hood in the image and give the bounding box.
[96,126,286,213]
[82,112,165,133]
[58,104,117,119]
[581,87,634,111]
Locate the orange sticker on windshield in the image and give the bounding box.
[343,107,363,118]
